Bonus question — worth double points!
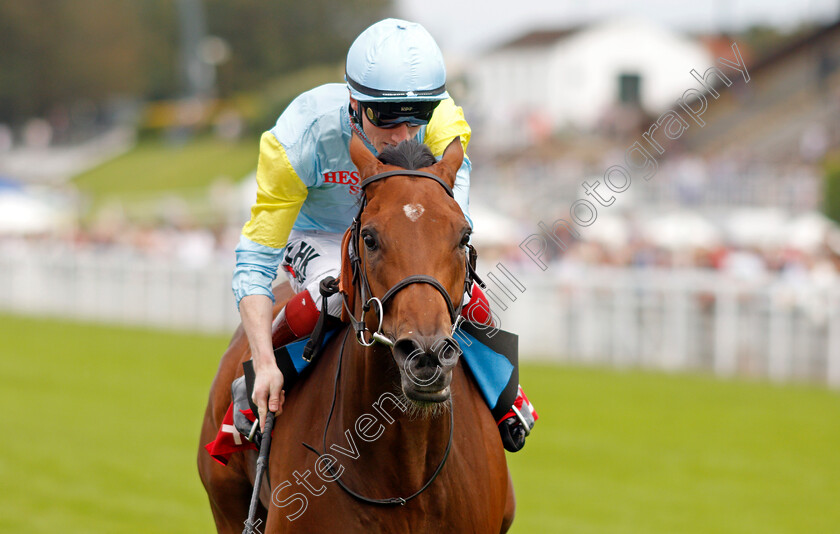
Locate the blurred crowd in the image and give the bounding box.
[3,188,840,291]
[483,223,839,274]
[556,238,840,284]
[0,223,240,269]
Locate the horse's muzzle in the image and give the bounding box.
[392,335,461,402]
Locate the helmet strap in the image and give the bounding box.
[347,103,372,146]
[349,102,363,127]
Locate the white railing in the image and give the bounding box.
[498,266,840,387]
[0,243,240,334]
[1,245,838,387]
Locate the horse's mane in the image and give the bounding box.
[378,140,437,170]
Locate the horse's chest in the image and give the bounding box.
[270,450,504,533]
[292,491,498,533]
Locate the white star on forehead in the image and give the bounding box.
[403,203,425,222]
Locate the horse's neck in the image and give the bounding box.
[335,338,450,482]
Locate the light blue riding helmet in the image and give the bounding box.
[346,18,449,103]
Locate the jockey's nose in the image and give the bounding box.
[388,123,412,144]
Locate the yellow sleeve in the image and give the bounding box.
[423,97,471,157]
[241,131,308,249]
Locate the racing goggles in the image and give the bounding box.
[361,100,440,129]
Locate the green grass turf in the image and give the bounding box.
[0,314,225,533]
[1,313,839,533]
[508,367,840,534]
[72,136,258,201]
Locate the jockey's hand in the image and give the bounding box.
[252,362,285,433]
[239,294,285,433]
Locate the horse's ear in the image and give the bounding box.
[349,133,382,179]
[338,227,356,322]
[430,136,463,188]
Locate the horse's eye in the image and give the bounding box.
[363,233,378,251]
[460,232,471,248]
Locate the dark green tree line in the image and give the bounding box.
[0,0,390,125]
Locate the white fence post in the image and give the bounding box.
[768,286,792,382]
[612,278,637,368]
[663,280,689,371]
[828,288,840,387]
[714,282,738,377]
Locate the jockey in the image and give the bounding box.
[233,18,536,452]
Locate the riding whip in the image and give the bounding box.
[243,411,275,534]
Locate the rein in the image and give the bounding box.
[300,167,468,506]
[302,329,454,506]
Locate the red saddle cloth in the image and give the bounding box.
[204,404,257,466]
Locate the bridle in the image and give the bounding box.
[302,328,453,506]
[300,166,484,507]
[343,169,483,348]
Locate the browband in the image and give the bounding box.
[360,170,454,198]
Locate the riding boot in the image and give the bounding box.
[497,385,539,452]
[461,284,539,453]
[271,289,322,349]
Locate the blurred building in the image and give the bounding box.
[466,17,712,148]
[677,18,840,163]
[469,18,840,220]
[659,18,840,213]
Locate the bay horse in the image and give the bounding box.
[198,135,515,532]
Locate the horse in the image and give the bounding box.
[198,135,515,533]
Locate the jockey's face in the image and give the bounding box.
[350,98,422,153]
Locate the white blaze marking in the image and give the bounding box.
[403,203,425,222]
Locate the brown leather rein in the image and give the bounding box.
[300,167,485,507]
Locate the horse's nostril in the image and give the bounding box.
[394,338,442,372]
[394,338,423,360]
[394,336,460,369]
[431,337,461,366]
